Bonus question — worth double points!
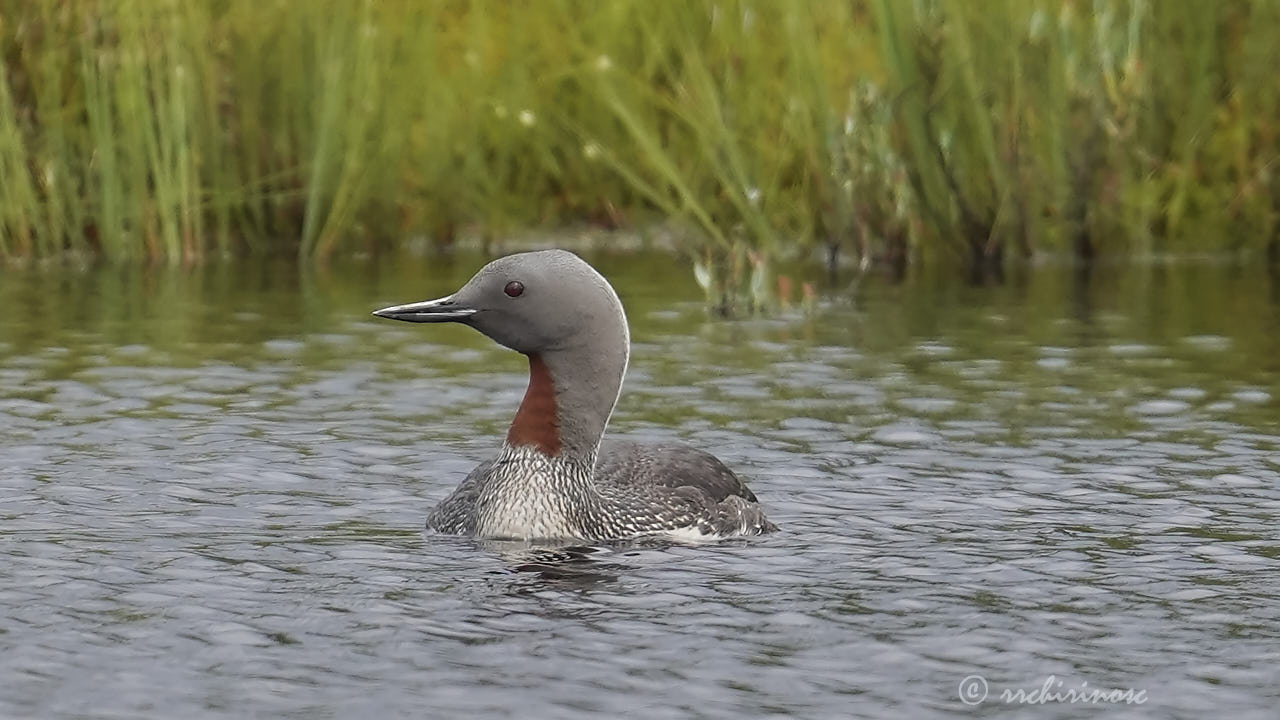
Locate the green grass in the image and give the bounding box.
[1,0,1278,301]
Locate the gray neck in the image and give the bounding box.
[542,322,629,463]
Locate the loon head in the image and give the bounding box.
[373,249,628,356]
[374,249,630,460]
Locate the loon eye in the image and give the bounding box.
[504,281,525,298]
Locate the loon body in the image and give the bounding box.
[373,249,776,541]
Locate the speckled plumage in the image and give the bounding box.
[427,441,778,540]
[375,249,778,542]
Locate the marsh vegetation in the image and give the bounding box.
[1,1,1277,304]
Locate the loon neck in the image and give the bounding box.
[505,340,627,463]
[505,354,562,455]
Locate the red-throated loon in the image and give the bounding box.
[373,249,776,541]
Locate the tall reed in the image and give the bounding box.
[0,0,1275,296]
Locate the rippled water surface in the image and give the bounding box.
[3,251,1279,719]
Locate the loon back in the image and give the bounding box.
[593,439,762,504]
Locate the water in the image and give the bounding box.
[2,251,1278,719]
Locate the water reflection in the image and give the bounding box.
[479,542,623,589]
